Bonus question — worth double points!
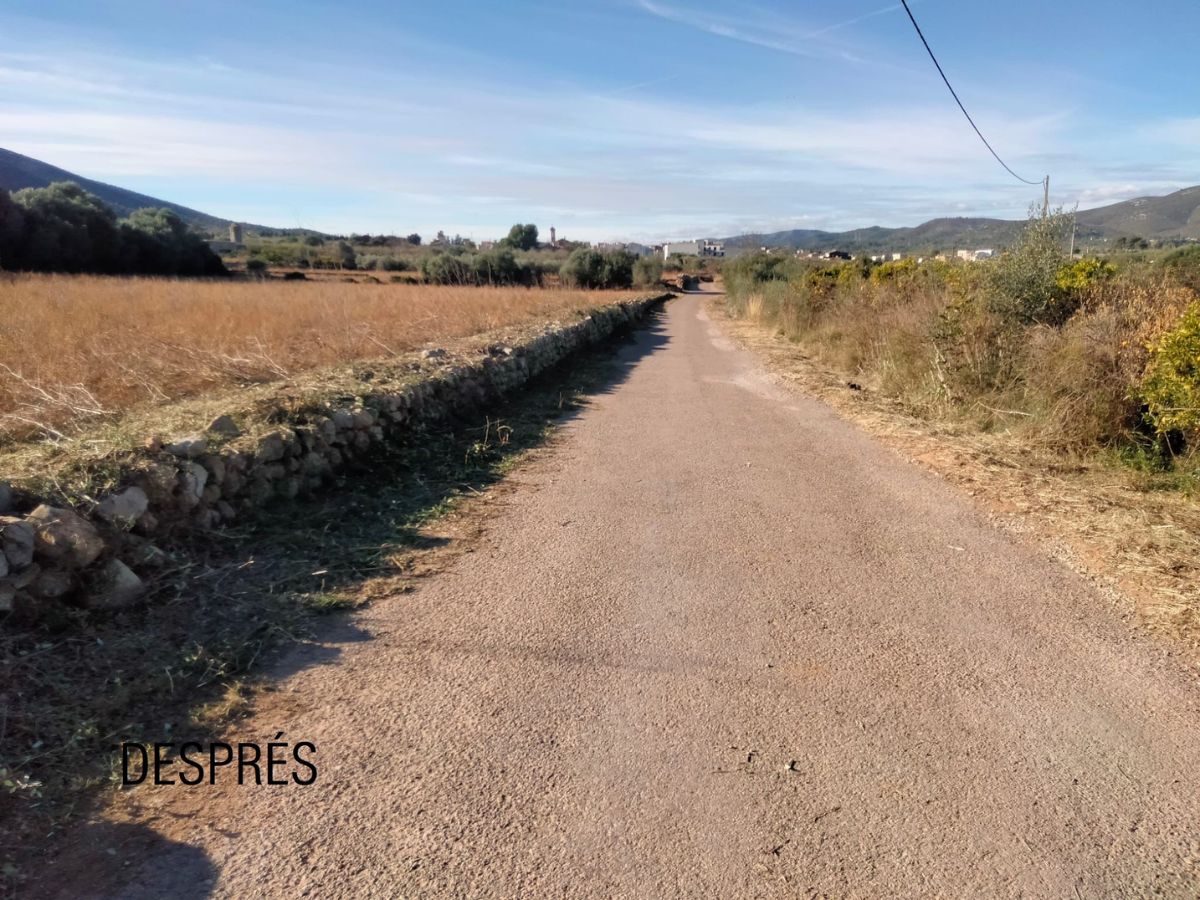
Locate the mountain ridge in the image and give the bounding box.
[722,187,1200,254]
[5,147,1198,251]
[0,147,236,233]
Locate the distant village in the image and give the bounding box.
[211,220,999,267]
[473,227,998,265]
[788,247,996,263]
[476,228,730,262]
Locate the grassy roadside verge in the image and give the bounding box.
[0,316,655,891]
[713,298,1200,651]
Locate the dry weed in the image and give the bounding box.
[0,275,628,442]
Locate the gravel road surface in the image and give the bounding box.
[74,295,1200,898]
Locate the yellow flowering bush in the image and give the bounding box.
[1142,301,1200,438]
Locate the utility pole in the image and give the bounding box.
[1043,175,1050,217]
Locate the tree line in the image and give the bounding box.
[419,244,660,289]
[0,181,227,276]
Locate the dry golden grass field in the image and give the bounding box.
[0,275,631,443]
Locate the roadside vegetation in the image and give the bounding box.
[0,278,635,444]
[724,212,1200,492]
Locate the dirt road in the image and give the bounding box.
[69,295,1200,897]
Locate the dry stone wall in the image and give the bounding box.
[0,295,668,621]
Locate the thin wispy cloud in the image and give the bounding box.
[631,0,901,65]
[0,1,1192,239]
[805,3,903,38]
[633,0,832,60]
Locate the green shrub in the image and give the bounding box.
[1163,245,1200,294]
[500,223,539,251]
[985,211,1074,326]
[560,248,634,289]
[721,252,792,301]
[632,255,663,287]
[420,252,472,285]
[0,183,226,276]
[471,248,539,286]
[1141,301,1200,441]
[869,258,918,285]
[931,294,1018,397]
[1055,257,1116,294]
[419,248,538,286]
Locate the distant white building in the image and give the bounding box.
[663,239,725,259]
[956,248,996,262]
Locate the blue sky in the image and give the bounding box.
[2,0,1197,240]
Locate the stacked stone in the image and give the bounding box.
[0,296,665,620]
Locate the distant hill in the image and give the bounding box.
[726,218,1026,255]
[724,186,1200,254]
[1076,186,1200,240]
[0,147,235,234]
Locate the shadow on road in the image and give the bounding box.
[4,306,671,897]
[31,821,219,900]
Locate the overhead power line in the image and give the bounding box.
[898,0,1045,188]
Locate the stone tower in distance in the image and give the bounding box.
[550,226,556,246]
[229,223,244,244]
